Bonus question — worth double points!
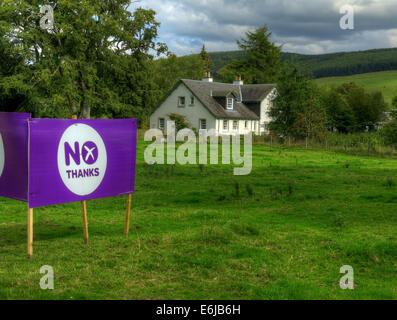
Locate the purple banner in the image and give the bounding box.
[0,112,30,202]
[28,119,137,208]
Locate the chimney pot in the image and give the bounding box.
[233,74,243,86]
[202,71,213,82]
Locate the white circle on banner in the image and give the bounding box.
[0,133,4,178]
[57,124,107,196]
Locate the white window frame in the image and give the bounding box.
[190,96,195,106]
[178,96,186,107]
[199,119,207,130]
[159,118,165,130]
[233,120,238,131]
[226,98,234,110]
[223,120,228,131]
[245,121,248,129]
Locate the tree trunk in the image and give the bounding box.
[80,105,91,119]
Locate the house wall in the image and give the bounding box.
[259,88,277,135]
[150,83,216,132]
[151,82,261,135]
[216,119,260,135]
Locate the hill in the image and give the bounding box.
[315,70,397,104]
[209,48,397,79]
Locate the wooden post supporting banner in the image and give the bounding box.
[27,208,33,258]
[125,194,132,236]
[81,200,89,244]
[72,114,89,244]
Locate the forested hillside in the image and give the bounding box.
[209,48,397,79]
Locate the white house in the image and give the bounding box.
[150,73,277,135]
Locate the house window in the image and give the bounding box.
[178,96,185,107]
[245,121,248,129]
[223,120,228,131]
[199,119,207,130]
[190,96,195,105]
[159,118,165,130]
[226,98,234,110]
[233,120,238,131]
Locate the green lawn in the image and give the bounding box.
[1,141,397,299]
[315,70,397,104]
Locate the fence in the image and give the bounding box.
[253,133,396,158]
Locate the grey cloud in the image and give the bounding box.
[137,0,397,55]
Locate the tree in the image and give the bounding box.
[0,0,166,119]
[336,82,387,131]
[218,25,282,84]
[199,45,214,73]
[392,95,397,110]
[322,88,355,133]
[147,53,206,119]
[293,95,327,140]
[268,62,322,137]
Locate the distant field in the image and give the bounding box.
[2,141,397,299]
[315,70,397,104]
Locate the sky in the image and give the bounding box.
[132,0,397,56]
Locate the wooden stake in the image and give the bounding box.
[72,114,89,244]
[27,208,33,259]
[125,194,132,236]
[81,201,89,244]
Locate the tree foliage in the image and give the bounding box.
[209,48,397,79]
[218,25,282,84]
[0,0,166,119]
[199,45,214,73]
[380,95,397,144]
[331,82,387,132]
[268,63,323,137]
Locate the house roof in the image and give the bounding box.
[212,90,236,98]
[153,79,276,120]
[241,84,277,102]
[180,79,276,120]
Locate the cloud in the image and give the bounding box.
[134,0,397,55]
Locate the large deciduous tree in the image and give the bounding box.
[334,82,387,132]
[0,0,166,119]
[268,63,326,138]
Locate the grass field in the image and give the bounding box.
[315,70,397,104]
[1,140,397,300]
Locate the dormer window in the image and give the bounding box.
[212,90,236,111]
[226,98,234,110]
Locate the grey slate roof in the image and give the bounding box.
[180,79,276,120]
[241,84,277,102]
[212,90,235,98]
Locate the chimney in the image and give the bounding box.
[233,74,243,85]
[202,71,213,83]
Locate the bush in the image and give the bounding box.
[168,113,191,131]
